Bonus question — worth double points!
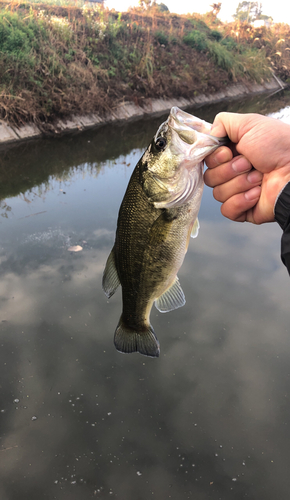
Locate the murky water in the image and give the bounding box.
[0,91,290,500]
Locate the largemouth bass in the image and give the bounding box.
[102,107,227,357]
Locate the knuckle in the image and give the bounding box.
[213,186,223,202]
[204,154,216,168]
[204,172,214,188]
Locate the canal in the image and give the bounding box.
[0,91,290,499]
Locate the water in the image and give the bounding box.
[0,91,290,500]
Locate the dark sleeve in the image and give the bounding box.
[274,181,290,275]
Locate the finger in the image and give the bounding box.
[220,187,261,222]
[205,146,233,169]
[210,112,229,138]
[210,112,257,143]
[204,155,252,188]
[213,169,263,203]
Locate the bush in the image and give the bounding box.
[221,37,239,52]
[210,29,222,42]
[183,30,208,52]
[207,41,236,73]
[155,30,168,46]
[189,17,210,33]
[0,12,42,57]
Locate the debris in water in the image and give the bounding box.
[68,245,83,252]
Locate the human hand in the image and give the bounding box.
[204,112,290,224]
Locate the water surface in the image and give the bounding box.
[0,91,290,500]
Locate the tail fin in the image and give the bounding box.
[114,317,160,358]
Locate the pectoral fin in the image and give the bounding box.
[155,277,186,313]
[191,218,200,239]
[102,248,120,298]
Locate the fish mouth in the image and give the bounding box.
[168,106,228,149]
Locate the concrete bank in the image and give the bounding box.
[0,77,285,148]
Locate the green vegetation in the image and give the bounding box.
[0,1,289,129]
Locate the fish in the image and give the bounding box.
[102,106,227,358]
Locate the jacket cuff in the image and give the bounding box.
[274,181,290,230]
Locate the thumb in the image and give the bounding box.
[210,112,247,143]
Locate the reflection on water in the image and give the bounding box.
[0,91,290,500]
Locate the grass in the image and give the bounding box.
[0,2,289,128]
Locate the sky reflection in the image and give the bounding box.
[0,93,290,500]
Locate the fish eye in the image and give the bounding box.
[155,137,167,151]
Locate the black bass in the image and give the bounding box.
[102,107,227,357]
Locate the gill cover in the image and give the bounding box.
[141,107,228,209]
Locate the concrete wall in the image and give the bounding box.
[0,77,284,148]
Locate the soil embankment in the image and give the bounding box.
[0,2,289,144]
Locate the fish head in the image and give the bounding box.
[140,106,228,208]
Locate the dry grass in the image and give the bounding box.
[0,2,287,129]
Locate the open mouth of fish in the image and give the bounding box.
[168,106,228,151]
